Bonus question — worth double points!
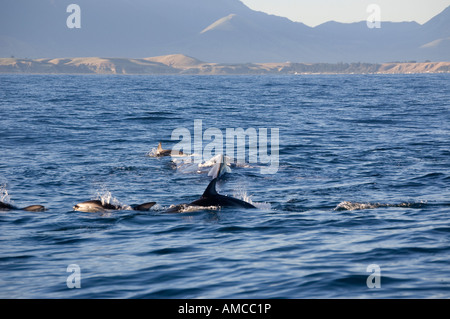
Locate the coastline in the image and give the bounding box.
[1,55,449,75]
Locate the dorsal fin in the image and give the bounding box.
[202,178,218,197]
[133,202,156,211]
[157,142,163,152]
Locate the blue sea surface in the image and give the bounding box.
[0,74,449,298]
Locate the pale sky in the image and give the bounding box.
[240,0,450,27]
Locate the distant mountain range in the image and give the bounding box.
[1,0,449,63]
[1,54,449,74]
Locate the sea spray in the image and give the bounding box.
[334,201,428,211]
[233,187,271,210]
[95,188,131,210]
[0,185,11,204]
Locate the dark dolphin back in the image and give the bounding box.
[202,178,219,197]
[192,178,256,209]
[22,205,46,212]
[0,201,45,211]
[0,201,15,210]
[133,202,156,211]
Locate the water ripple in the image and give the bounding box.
[0,74,449,298]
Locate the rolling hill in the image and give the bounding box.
[1,54,449,74]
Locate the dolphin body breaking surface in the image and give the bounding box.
[166,178,256,213]
[155,142,185,157]
[204,154,232,179]
[73,200,156,213]
[0,201,46,212]
[172,153,232,179]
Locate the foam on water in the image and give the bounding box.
[233,188,272,210]
[169,204,220,213]
[334,200,428,211]
[171,154,232,178]
[146,147,158,157]
[0,185,11,204]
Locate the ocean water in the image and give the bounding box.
[0,74,449,299]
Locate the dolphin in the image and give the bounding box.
[0,201,46,212]
[207,154,231,179]
[73,200,156,213]
[173,154,232,179]
[155,142,184,157]
[165,178,256,213]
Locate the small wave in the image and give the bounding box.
[234,162,254,168]
[334,200,427,211]
[125,116,176,122]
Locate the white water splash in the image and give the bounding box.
[167,204,220,213]
[146,147,158,157]
[149,203,164,211]
[198,154,231,168]
[0,185,12,204]
[94,189,131,210]
[172,154,232,179]
[233,188,271,210]
[146,147,194,158]
[203,154,232,179]
[334,200,427,211]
